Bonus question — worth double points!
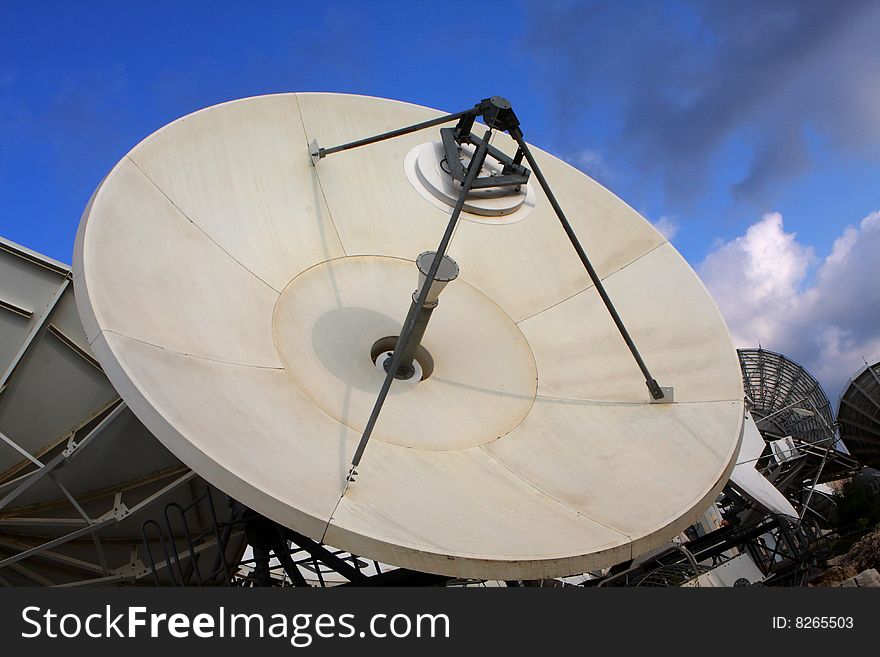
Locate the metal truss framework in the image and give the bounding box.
[837,360,880,468]
[738,348,835,446]
[593,512,819,588]
[0,237,244,587]
[141,498,456,587]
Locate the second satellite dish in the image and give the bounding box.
[729,411,797,518]
[73,93,744,579]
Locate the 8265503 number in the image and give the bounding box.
[773,616,854,629]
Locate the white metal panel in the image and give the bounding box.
[730,413,798,517]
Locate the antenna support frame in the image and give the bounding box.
[313,96,675,482]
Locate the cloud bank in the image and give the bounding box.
[700,211,880,400]
[525,0,880,205]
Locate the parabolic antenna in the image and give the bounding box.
[737,347,859,496]
[74,93,744,579]
[729,412,797,518]
[837,359,880,468]
[0,237,243,585]
[738,348,834,447]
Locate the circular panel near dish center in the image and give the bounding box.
[273,255,537,451]
[73,92,744,579]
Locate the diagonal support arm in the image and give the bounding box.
[346,129,494,480]
[310,108,477,163]
[509,130,668,401]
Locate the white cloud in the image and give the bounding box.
[651,215,679,240]
[699,211,880,399]
[699,212,814,347]
[565,148,612,185]
[570,148,603,168]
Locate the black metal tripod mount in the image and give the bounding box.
[310,96,671,481]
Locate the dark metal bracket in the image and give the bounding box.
[309,95,530,185]
[439,127,529,189]
[310,95,671,479]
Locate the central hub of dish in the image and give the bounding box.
[378,250,458,381]
[370,335,435,382]
[272,255,537,451]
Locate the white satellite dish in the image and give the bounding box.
[729,412,797,518]
[73,93,744,579]
[0,237,243,585]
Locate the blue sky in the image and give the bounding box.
[1,0,878,399]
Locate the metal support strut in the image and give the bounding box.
[346,128,493,481]
[389,299,433,380]
[310,108,476,163]
[388,251,459,380]
[310,96,671,483]
[507,130,668,401]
